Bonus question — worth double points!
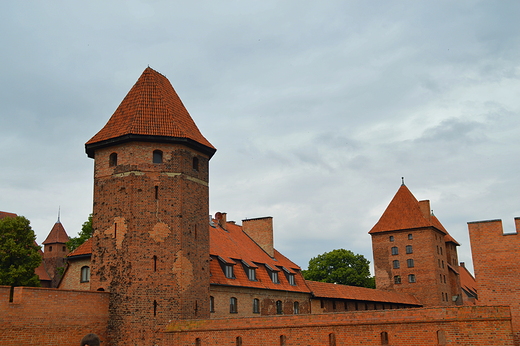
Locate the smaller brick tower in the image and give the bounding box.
[369,183,462,306]
[85,67,216,346]
[41,216,70,287]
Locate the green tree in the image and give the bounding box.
[66,214,93,251]
[302,249,375,288]
[0,216,41,287]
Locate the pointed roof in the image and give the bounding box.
[369,184,447,234]
[85,67,216,158]
[42,221,70,244]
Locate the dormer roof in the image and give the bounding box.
[42,221,69,245]
[85,67,216,158]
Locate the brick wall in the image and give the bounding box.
[210,285,310,318]
[469,218,520,344]
[165,305,514,346]
[59,257,91,290]
[0,286,109,346]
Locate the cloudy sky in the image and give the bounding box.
[1,1,519,274]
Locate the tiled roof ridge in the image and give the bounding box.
[67,237,93,257]
[370,184,440,234]
[42,221,70,244]
[85,67,215,157]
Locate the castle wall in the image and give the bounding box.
[164,305,514,346]
[0,286,109,346]
[468,218,520,344]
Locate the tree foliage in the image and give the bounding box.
[66,214,93,252]
[0,216,41,287]
[302,249,375,288]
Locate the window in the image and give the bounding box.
[329,333,336,346]
[287,273,296,286]
[389,236,394,242]
[280,335,287,346]
[394,275,401,284]
[109,152,118,167]
[253,298,260,314]
[247,267,256,281]
[193,157,199,171]
[408,274,416,283]
[196,338,201,346]
[49,246,53,252]
[440,247,443,255]
[230,297,238,313]
[225,265,234,279]
[236,336,242,346]
[381,331,389,345]
[408,233,413,240]
[276,300,283,314]
[293,301,299,314]
[391,246,398,255]
[210,296,215,313]
[407,259,414,268]
[270,271,279,284]
[406,245,413,254]
[153,150,163,163]
[393,260,400,269]
[80,266,90,282]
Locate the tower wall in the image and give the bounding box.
[90,141,210,345]
[469,218,520,343]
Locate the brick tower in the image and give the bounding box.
[369,183,462,306]
[41,217,69,287]
[85,67,216,345]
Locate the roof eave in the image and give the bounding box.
[85,134,217,159]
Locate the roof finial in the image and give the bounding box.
[57,206,61,223]
[401,177,405,186]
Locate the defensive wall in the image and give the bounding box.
[165,305,514,346]
[469,218,520,345]
[0,286,109,346]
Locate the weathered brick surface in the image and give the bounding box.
[59,257,91,290]
[165,305,514,345]
[469,218,520,344]
[90,142,211,345]
[0,286,109,346]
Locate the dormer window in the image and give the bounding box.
[241,260,257,281]
[109,152,118,167]
[270,271,279,284]
[153,150,163,164]
[281,267,296,286]
[225,265,234,279]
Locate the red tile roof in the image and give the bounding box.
[369,185,447,235]
[67,238,92,257]
[210,220,311,293]
[85,67,215,158]
[459,264,477,300]
[34,244,51,282]
[305,280,421,306]
[42,221,70,245]
[0,211,17,219]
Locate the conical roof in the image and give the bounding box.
[85,67,216,158]
[369,184,447,234]
[42,221,70,244]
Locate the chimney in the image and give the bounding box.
[419,200,431,221]
[242,217,274,257]
[215,212,227,230]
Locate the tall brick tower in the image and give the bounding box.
[369,183,462,306]
[85,67,216,345]
[41,217,69,287]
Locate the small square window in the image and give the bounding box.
[389,236,394,242]
[408,234,413,240]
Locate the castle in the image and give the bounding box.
[1,67,518,345]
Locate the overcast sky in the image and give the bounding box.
[1,1,519,274]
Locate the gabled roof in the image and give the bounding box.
[369,184,446,235]
[67,238,92,258]
[209,220,310,293]
[85,67,215,158]
[42,221,70,245]
[305,280,422,306]
[0,211,17,219]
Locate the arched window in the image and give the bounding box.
[391,246,398,255]
[293,301,299,314]
[276,300,283,314]
[153,150,163,164]
[407,258,414,268]
[329,333,336,346]
[193,157,199,171]
[80,266,90,282]
[236,336,242,346]
[393,260,400,269]
[381,331,389,345]
[195,338,201,346]
[406,245,413,254]
[230,297,238,313]
[109,152,118,167]
[280,335,287,346]
[253,298,260,314]
[210,296,215,313]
